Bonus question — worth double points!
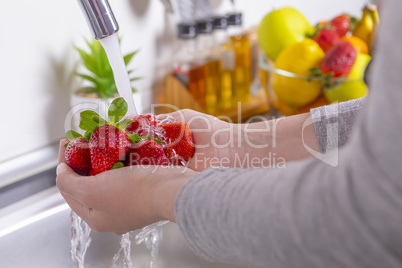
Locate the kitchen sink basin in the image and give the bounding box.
[0,187,246,268]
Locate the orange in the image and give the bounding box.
[315,21,328,29]
[341,36,369,54]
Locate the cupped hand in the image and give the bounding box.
[56,140,197,235]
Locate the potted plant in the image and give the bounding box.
[69,37,142,129]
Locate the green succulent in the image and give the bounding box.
[74,38,142,100]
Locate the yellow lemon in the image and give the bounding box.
[348,53,371,79]
[324,80,368,103]
[273,39,325,108]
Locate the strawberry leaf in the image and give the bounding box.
[80,110,103,131]
[91,113,108,126]
[108,97,128,125]
[128,134,141,143]
[84,131,93,141]
[349,16,358,32]
[141,136,162,145]
[111,162,124,170]
[310,67,323,76]
[66,130,83,141]
[116,119,134,130]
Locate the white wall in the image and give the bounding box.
[0,0,367,163]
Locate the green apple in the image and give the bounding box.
[324,80,368,103]
[258,7,314,62]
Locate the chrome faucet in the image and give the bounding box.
[77,0,119,40]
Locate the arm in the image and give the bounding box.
[165,110,320,171]
[168,96,364,172]
[174,1,402,267]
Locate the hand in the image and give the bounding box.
[160,109,272,171]
[160,109,320,170]
[56,140,197,234]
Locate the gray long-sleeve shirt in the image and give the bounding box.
[175,1,402,267]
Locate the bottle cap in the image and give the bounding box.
[227,12,243,26]
[196,19,214,34]
[177,23,197,39]
[212,16,228,30]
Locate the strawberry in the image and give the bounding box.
[313,29,340,53]
[126,139,169,166]
[157,122,195,164]
[330,15,351,37]
[89,168,97,176]
[66,98,140,175]
[319,40,357,78]
[89,125,131,174]
[65,137,91,175]
[125,114,157,137]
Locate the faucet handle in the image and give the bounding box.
[78,0,119,40]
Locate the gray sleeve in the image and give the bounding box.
[175,1,402,267]
[310,98,365,153]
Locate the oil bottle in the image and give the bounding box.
[173,22,206,107]
[173,23,197,86]
[196,19,221,113]
[227,12,251,102]
[212,15,235,110]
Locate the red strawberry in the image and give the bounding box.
[319,40,357,78]
[330,15,351,37]
[126,139,168,166]
[313,29,340,53]
[125,114,157,137]
[157,122,195,165]
[88,168,97,176]
[90,125,131,174]
[65,137,91,175]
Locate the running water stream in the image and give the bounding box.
[70,212,92,268]
[100,34,138,116]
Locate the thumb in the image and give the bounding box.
[56,163,87,200]
[58,139,69,164]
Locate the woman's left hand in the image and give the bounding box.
[56,140,197,235]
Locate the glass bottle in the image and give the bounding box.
[196,19,220,113]
[227,12,251,102]
[212,16,235,110]
[172,22,205,107]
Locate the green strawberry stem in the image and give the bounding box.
[67,97,160,144]
[308,67,347,88]
[111,162,124,170]
[66,130,83,141]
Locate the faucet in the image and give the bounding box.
[77,0,119,40]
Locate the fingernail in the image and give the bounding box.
[56,163,67,176]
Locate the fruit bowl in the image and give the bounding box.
[259,53,367,116]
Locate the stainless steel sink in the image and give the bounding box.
[0,187,246,268]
